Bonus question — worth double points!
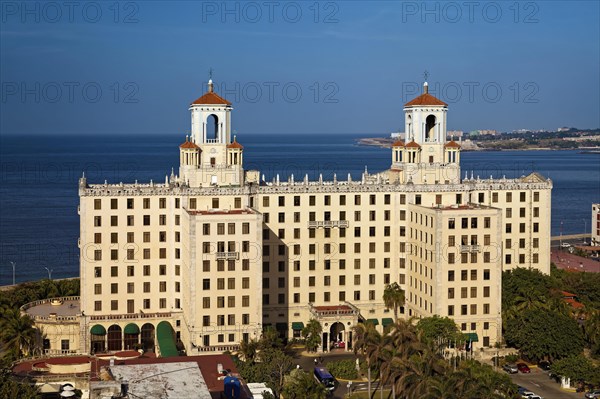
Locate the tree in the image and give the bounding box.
[283,368,328,399]
[0,308,37,358]
[259,326,283,351]
[584,310,600,357]
[504,308,584,361]
[353,322,383,398]
[301,319,322,353]
[259,348,294,398]
[239,338,259,363]
[416,316,462,354]
[0,370,39,399]
[383,283,405,322]
[551,355,600,386]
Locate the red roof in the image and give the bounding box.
[191,91,232,106]
[227,137,244,149]
[405,140,421,149]
[404,93,447,107]
[180,140,200,149]
[444,140,461,149]
[392,140,405,147]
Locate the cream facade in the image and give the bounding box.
[53,79,553,355]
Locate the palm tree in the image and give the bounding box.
[383,283,405,322]
[0,308,37,358]
[301,319,322,353]
[353,322,383,397]
[238,338,259,363]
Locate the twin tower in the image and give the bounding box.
[179,80,462,188]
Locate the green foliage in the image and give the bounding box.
[0,370,39,399]
[504,354,519,364]
[382,282,405,322]
[301,319,322,353]
[234,348,294,398]
[448,360,519,399]
[0,278,80,310]
[327,359,359,380]
[502,268,555,313]
[283,368,328,399]
[416,316,463,350]
[504,308,583,361]
[552,266,600,307]
[259,326,283,351]
[551,355,600,385]
[0,307,38,358]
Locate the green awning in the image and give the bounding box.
[156,321,178,357]
[366,319,379,325]
[124,323,140,334]
[382,318,394,327]
[90,324,106,335]
[292,322,305,330]
[464,333,479,342]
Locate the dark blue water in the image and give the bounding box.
[1,134,599,284]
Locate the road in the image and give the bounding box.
[509,367,581,399]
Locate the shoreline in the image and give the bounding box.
[356,137,600,152]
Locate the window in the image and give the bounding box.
[111,198,118,209]
[448,270,455,281]
[127,198,134,209]
[448,288,454,299]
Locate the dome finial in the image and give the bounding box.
[423,70,429,94]
[208,67,214,93]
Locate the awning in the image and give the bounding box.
[464,333,479,342]
[292,322,304,330]
[124,323,140,334]
[366,319,379,325]
[157,321,178,357]
[90,324,106,335]
[382,318,394,327]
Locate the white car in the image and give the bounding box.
[560,242,572,248]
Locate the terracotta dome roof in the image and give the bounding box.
[227,137,243,149]
[404,93,447,107]
[444,141,461,149]
[180,139,200,149]
[405,140,421,149]
[191,91,232,106]
[392,140,405,147]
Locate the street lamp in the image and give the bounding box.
[346,381,352,398]
[583,219,588,244]
[44,267,53,280]
[10,262,16,285]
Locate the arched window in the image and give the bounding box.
[425,115,436,141]
[207,114,219,142]
[107,325,122,351]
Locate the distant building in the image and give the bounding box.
[593,204,600,246]
[390,132,405,140]
[478,130,498,136]
[447,130,463,138]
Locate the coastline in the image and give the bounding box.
[356,137,600,152]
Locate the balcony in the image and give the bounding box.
[471,244,481,252]
[460,245,470,253]
[307,220,349,229]
[216,251,239,260]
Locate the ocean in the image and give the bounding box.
[1,133,599,285]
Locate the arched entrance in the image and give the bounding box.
[425,115,436,141]
[90,324,106,353]
[207,114,219,141]
[107,325,122,351]
[124,323,140,350]
[329,322,345,349]
[141,323,155,352]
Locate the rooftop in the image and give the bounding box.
[22,296,80,320]
[108,361,212,399]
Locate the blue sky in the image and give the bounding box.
[1,1,599,135]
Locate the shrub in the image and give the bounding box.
[327,359,359,380]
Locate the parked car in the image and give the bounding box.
[585,390,600,399]
[521,391,535,398]
[503,363,518,374]
[537,360,551,371]
[517,363,531,373]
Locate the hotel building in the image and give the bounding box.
[29,79,552,356]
